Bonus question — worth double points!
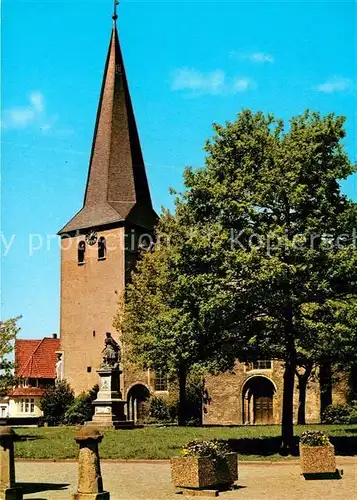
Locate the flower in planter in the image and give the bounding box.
[299,430,337,477]
[181,439,232,459]
[300,430,330,447]
[171,439,238,490]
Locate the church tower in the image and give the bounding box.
[58,6,157,394]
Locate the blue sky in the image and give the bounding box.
[2,0,356,339]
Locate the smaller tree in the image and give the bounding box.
[0,317,21,396]
[40,380,74,426]
[115,212,238,426]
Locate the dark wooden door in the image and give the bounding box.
[254,395,273,424]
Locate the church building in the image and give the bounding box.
[58,8,349,425]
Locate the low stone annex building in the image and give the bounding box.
[57,9,349,425]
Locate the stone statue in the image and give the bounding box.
[55,352,64,383]
[101,332,121,369]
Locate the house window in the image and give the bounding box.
[154,372,168,391]
[20,398,35,414]
[78,241,86,264]
[98,237,106,260]
[251,360,272,370]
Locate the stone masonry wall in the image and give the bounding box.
[204,361,335,425]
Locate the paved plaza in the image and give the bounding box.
[16,457,356,500]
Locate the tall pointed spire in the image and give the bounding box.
[59,6,157,234]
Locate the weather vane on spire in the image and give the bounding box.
[113,0,119,21]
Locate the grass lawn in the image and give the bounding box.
[14,424,357,461]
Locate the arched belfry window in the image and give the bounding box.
[78,241,85,265]
[98,237,106,260]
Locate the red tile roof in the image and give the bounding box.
[8,387,45,397]
[15,337,60,379]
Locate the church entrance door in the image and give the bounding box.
[127,384,150,423]
[242,376,275,424]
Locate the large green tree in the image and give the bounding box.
[178,110,357,449]
[0,317,21,395]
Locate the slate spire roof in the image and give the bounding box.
[59,17,157,234]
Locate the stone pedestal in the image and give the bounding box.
[72,427,109,500]
[0,427,22,500]
[88,367,133,429]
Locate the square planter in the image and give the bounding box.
[171,453,238,489]
[299,444,336,475]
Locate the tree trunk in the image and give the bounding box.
[281,358,296,452]
[297,362,313,425]
[178,367,187,426]
[320,360,332,421]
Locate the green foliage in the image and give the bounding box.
[322,402,357,424]
[40,380,75,426]
[300,430,330,446]
[0,317,21,396]
[148,396,172,422]
[146,373,203,425]
[64,385,99,425]
[181,439,232,458]
[182,372,204,426]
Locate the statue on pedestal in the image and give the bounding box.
[101,332,121,370]
[86,331,133,429]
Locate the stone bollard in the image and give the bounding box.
[0,427,23,500]
[71,427,109,500]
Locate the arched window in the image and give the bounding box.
[78,241,85,264]
[98,237,106,260]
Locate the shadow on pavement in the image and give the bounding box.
[329,436,357,455]
[303,469,342,480]
[227,436,300,457]
[226,435,357,458]
[17,482,70,494]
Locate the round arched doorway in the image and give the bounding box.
[242,376,276,424]
[127,384,150,423]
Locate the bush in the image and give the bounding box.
[167,371,204,426]
[64,385,99,425]
[322,402,357,424]
[184,375,204,426]
[149,396,171,421]
[40,380,74,426]
[144,371,203,425]
[300,430,330,447]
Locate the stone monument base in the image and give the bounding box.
[87,403,134,429]
[86,420,134,430]
[86,367,134,429]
